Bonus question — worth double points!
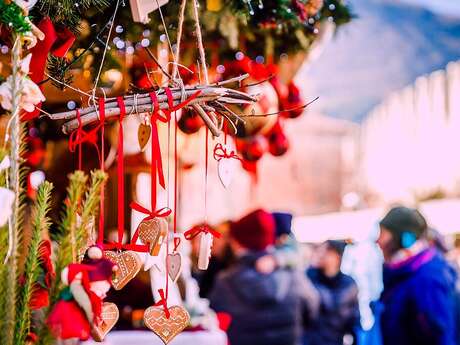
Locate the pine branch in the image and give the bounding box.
[2,37,28,345]
[0,0,31,34]
[49,171,88,306]
[36,172,88,345]
[76,169,107,252]
[14,182,53,345]
[46,56,73,90]
[37,170,106,345]
[33,0,110,34]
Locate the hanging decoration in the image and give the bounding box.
[47,77,257,138]
[138,217,168,256]
[91,302,120,341]
[143,305,191,345]
[47,245,117,341]
[167,252,182,283]
[104,250,143,290]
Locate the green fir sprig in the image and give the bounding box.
[0,0,31,34]
[14,182,53,345]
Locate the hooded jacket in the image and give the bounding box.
[209,251,319,345]
[304,268,360,345]
[380,248,457,345]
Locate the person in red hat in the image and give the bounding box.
[47,245,117,341]
[209,209,319,345]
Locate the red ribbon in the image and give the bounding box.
[68,110,103,166]
[173,113,180,252]
[24,17,76,120]
[184,225,221,241]
[117,97,125,246]
[98,98,106,246]
[213,143,242,162]
[154,289,170,319]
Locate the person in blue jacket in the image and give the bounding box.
[377,206,457,345]
[304,240,361,345]
[209,209,319,345]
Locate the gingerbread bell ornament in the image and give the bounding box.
[47,245,118,342]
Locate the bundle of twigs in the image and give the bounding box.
[47,74,257,137]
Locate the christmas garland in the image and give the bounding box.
[0,0,31,34]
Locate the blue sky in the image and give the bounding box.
[402,0,460,15]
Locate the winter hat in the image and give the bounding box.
[230,209,275,251]
[82,245,117,282]
[86,258,116,282]
[379,206,427,248]
[325,240,347,256]
[273,212,293,237]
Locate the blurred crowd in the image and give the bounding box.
[190,206,460,345]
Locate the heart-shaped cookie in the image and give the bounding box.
[144,305,190,344]
[105,251,142,290]
[218,157,237,189]
[167,252,182,283]
[138,218,168,256]
[138,123,151,151]
[91,302,119,342]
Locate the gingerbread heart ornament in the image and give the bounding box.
[91,302,119,342]
[105,251,142,290]
[144,305,190,344]
[138,217,168,256]
[138,123,151,151]
[167,252,182,283]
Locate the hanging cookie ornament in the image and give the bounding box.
[167,252,182,283]
[104,250,143,290]
[214,143,240,189]
[198,231,213,270]
[138,117,151,152]
[91,302,119,342]
[138,217,168,256]
[144,305,190,344]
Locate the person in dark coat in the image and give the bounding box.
[377,206,457,345]
[209,209,319,345]
[304,240,361,345]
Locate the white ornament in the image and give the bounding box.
[0,54,45,112]
[13,0,38,10]
[29,170,45,190]
[129,0,169,24]
[218,156,238,188]
[0,187,15,227]
[198,232,213,270]
[0,156,11,171]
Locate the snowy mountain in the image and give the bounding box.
[297,0,460,121]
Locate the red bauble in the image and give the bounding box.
[238,136,268,162]
[281,82,304,119]
[268,122,289,157]
[178,108,204,134]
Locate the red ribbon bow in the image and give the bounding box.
[68,109,102,169]
[154,288,170,319]
[184,225,221,241]
[213,143,242,162]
